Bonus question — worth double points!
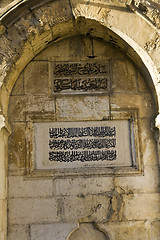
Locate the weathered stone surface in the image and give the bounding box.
[70,0,111,23]
[8,122,26,174]
[0,169,7,199]
[138,118,159,166]
[31,223,78,240]
[93,38,125,59]
[0,2,159,240]
[0,199,7,236]
[63,195,110,222]
[54,177,114,196]
[114,165,160,194]
[137,71,150,92]
[33,0,72,28]
[24,61,49,95]
[56,95,110,121]
[3,10,159,240]
[123,193,160,220]
[8,176,53,198]
[11,71,24,96]
[110,93,156,118]
[99,221,149,240]
[150,221,160,240]
[8,197,59,224]
[8,95,55,122]
[8,225,30,240]
[69,223,108,240]
[112,58,138,92]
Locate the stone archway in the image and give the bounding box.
[0,1,160,239]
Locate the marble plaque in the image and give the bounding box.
[34,120,135,170]
[51,61,110,94]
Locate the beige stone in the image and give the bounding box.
[0,199,7,237]
[138,118,159,166]
[8,95,55,122]
[8,176,53,198]
[8,123,26,174]
[0,2,159,240]
[56,95,110,121]
[31,223,78,240]
[24,61,49,95]
[137,71,150,93]
[112,58,138,92]
[123,193,160,220]
[99,221,149,240]
[8,225,30,240]
[11,71,24,96]
[115,165,160,194]
[110,93,156,118]
[8,197,60,224]
[63,195,110,222]
[69,223,108,240]
[0,169,7,199]
[54,176,114,196]
[150,221,160,240]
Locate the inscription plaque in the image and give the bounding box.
[34,120,134,170]
[51,61,110,94]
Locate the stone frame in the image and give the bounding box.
[25,109,141,178]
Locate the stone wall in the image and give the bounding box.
[7,36,160,240]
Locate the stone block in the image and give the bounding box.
[8,122,26,174]
[8,95,55,122]
[54,177,114,196]
[0,169,7,199]
[11,71,24,96]
[34,37,72,61]
[8,197,59,224]
[0,199,7,233]
[70,0,111,24]
[8,176,53,198]
[123,193,160,220]
[137,71,149,92]
[33,0,72,28]
[0,85,10,118]
[150,221,160,240]
[114,165,160,194]
[110,93,156,118]
[63,195,110,222]
[56,95,109,121]
[31,223,78,240]
[5,24,27,51]
[24,61,49,95]
[35,36,94,61]
[93,38,124,59]
[99,221,149,240]
[138,118,158,166]
[69,223,107,240]
[112,58,138,92]
[8,225,30,240]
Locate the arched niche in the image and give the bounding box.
[0,1,160,240]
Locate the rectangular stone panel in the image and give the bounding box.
[50,61,110,95]
[34,120,135,170]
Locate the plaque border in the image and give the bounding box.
[25,109,142,178]
[49,60,111,97]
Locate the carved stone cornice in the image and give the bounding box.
[128,0,160,28]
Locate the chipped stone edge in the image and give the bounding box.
[127,0,160,32]
[0,114,12,136]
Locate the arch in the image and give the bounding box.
[0,1,160,240]
[0,0,159,116]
